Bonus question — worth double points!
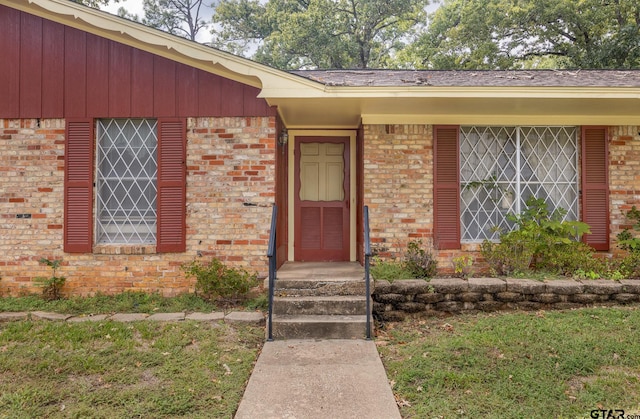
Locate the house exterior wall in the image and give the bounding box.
[363,124,636,274]
[609,125,640,255]
[362,124,436,255]
[0,117,276,296]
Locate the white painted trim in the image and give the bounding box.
[287,130,357,262]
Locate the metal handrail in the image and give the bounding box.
[364,205,372,340]
[266,205,278,341]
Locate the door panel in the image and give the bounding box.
[295,137,349,261]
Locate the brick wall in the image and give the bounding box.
[362,124,478,273]
[363,124,635,274]
[609,126,640,255]
[0,117,276,297]
[363,124,434,256]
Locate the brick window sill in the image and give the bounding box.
[93,244,157,255]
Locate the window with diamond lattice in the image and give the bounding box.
[460,126,578,242]
[96,119,158,244]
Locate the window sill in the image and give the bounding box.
[94,244,157,255]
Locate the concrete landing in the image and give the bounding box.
[234,339,401,419]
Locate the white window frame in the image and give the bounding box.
[95,119,158,245]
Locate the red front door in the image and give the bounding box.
[294,136,350,261]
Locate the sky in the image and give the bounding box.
[102,0,144,17]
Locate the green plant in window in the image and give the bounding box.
[462,172,513,206]
[34,258,66,301]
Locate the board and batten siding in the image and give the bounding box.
[0,5,275,119]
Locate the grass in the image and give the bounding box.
[378,307,640,418]
[0,291,268,315]
[0,319,263,418]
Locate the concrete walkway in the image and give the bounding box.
[235,339,401,419]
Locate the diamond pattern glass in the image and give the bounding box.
[96,119,158,244]
[460,126,578,242]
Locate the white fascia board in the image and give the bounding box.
[269,85,640,100]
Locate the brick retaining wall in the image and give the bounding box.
[373,278,640,321]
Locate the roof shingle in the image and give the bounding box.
[290,69,640,88]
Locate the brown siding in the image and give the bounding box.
[64,27,87,118]
[0,5,275,119]
[20,12,42,117]
[0,6,21,117]
[42,20,65,118]
[86,34,110,117]
[109,41,133,117]
[131,49,155,116]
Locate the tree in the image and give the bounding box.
[405,0,640,69]
[212,0,429,69]
[119,0,213,42]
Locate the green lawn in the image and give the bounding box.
[0,291,268,315]
[378,307,640,419]
[0,320,263,418]
[3,294,640,418]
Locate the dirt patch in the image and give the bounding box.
[566,366,640,397]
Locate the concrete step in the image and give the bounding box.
[270,314,371,340]
[273,295,367,316]
[274,278,367,297]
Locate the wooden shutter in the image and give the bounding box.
[157,118,186,252]
[581,126,609,251]
[434,126,461,249]
[64,119,94,253]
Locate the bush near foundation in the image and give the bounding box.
[617,206,640,278]
[481,197,598,277]
[181,258,257,302]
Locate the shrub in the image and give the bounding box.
[481,196,592,276]
[615,206,640,278]
[404,240,438,279]
[619,252,640,279]
[34,258,66,301]
[480,236,533,276]
[181,258,257,302]
[617,206,640,253]
[370,257,416,281]
[452,255,473,279]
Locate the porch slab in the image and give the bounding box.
[234,339,401,419]
[276,261,364,281]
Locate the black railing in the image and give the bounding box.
[364,205,372,340]
[266,205,278,341]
